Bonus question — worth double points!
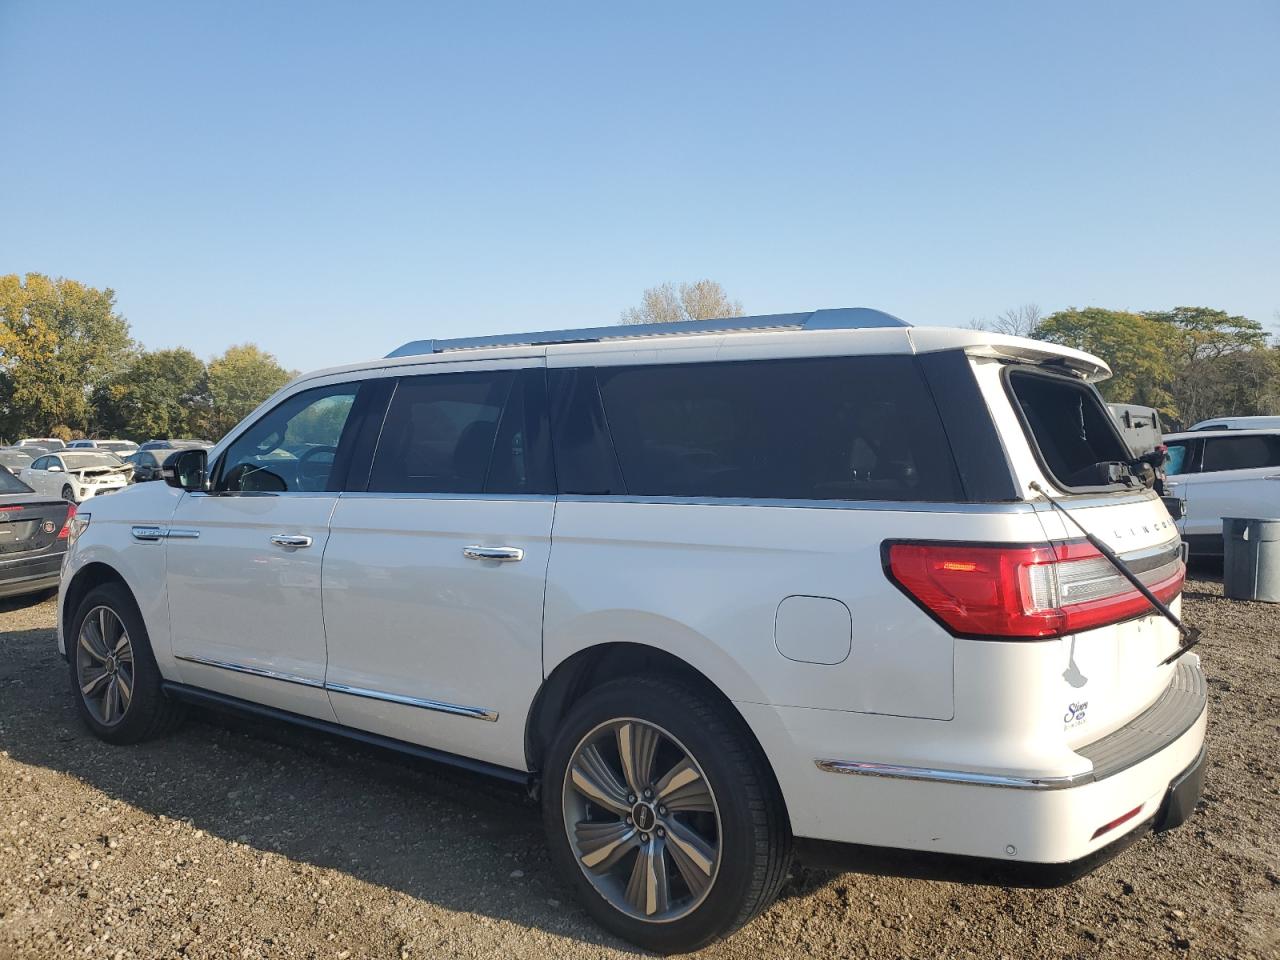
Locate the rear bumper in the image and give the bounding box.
[742,655,1208,866]
[0,553,63,598]
[794,742,1207,885]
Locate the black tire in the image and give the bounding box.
[542,676,791,954]
[61,485,75,502]
[68,582,185,744]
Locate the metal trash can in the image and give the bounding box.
[1222,517,1280,602]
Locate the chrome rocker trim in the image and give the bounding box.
[174,654,498,721]
[817,658,1206,791]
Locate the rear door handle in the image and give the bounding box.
[462,545,524,562]
[270,534,314,549]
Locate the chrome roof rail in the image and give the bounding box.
[385,307,908,359]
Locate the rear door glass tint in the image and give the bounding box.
[1202,435,1280,472]
[594,355,963,501]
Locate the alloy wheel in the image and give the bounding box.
[75,605,134,726]
[562,717,721,923]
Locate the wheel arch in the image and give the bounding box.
[61,561,132,638]
[525,641,788,822]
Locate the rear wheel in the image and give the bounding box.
[69,583,184,744]
[542,677,791,953]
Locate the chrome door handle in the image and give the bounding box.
[462,545,524,562]
[270,534,313,548]
[1265,475,1280,481]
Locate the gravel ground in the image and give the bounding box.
[1,573,1277,959]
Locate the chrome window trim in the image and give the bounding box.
[339,491,556,503]
[174,653,324,689]
[325,682,499,722]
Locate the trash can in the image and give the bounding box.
[1222,517,1280,602]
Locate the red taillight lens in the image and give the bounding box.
[57,502,76,540]
[885,539,1184,639]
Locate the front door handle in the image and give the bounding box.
[462,545,524,563]
[270,534,314,549]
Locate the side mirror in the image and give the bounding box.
[47,464,63,473]
[163,448,208,491]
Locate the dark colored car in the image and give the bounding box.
[0,465,76,599]
[139,439,212,452]
[125,450,166,482]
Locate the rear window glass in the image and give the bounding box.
[594,355,963,502]
[1202,435,1280,472]
[1006,369,1131,489]
[0,466,32,494]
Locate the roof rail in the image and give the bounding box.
[385,307,908,359]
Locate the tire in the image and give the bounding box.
[542,676,791,953]
[68,582,185,745]
[61,485,75,502]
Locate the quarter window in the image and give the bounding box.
[592,355,963,501]
[217,383,359,493]
[1201,435,1280,472]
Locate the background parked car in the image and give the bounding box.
[0,465,75,599]
[0,449,35,473]
[22,451,134,503]
[17,438,65,450]
[1189,415,1280,431]
[1164,428,1280,556]
[67,439,140,456]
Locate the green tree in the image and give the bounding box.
[620,280,743,325]
[1034,308,1177,414]
[1143,307,1272,425]
[0,273,136,437]
[204,344,293,440]
[95,348,208,440]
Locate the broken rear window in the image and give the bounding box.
[1006,368,1132,490]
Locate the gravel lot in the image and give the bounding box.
[1,572,1277,959]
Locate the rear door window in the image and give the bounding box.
[1006,368,1131,490]
[1201,435,1280,473]
[591,355,963,502]
[366,368,554,495]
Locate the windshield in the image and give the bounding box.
[61,452,125,469]
[0,466,33,494]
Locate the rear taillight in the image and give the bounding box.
[57,502,76,540]
[884,539,1184,639]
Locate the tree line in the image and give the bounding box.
[0,273,294,443]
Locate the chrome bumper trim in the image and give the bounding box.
[817,658,1206,791]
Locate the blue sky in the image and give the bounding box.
[1,1,1276,372]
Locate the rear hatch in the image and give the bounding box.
[982,356,1187,743]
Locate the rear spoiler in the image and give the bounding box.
[962,341,1111,382]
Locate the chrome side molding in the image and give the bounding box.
[325,682,499,722]
[174,654,499,722]
[174,653,324,689]
[131,526,200,542]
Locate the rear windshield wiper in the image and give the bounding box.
[1030,481,1201,666]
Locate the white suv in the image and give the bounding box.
[57,308,1207,952]
[1163,428,1280,556]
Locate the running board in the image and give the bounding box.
[160,681,532,786]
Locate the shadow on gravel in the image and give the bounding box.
[0,619,639,953]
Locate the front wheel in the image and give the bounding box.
[61,484,75,503]
[542,677,791,953]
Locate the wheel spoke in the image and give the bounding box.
[624,836,670,917]
[113,631,131,659]
[115,669,132,708]
[654,757,715,812]
[98,608,112,648]
[103,678,119,722]
[574,819,640,871]
[80,668,110,697]
[569,743,631,815]
[664,818,716,897]
[78,631,106,663]
[617,722,660,798]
